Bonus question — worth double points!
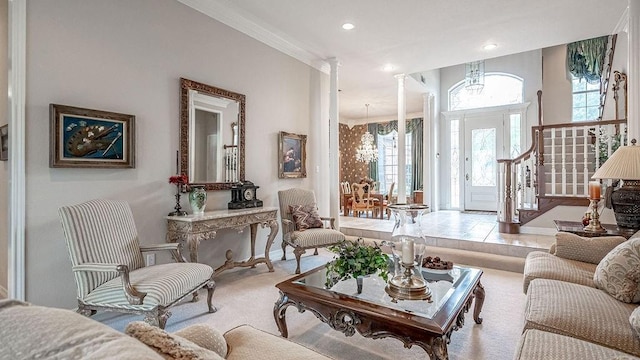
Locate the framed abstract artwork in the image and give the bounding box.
[49,104,135,168]
[0,124,7,161]
[278,131,307,178]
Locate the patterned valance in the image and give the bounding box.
[567,36,609,83]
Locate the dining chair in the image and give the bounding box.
[351,183,377,218]
[278,188,345,274]
[383,182,395,219]
[59,199,216,329]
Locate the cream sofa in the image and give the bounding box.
[514,230,640,359]
[0,299,332,360]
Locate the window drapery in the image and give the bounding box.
[368,118,423,192]
[567,36,609,83]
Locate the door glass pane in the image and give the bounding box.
[471,128,496,186]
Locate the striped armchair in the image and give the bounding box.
[278,188,345,274]
[58,199,216,329]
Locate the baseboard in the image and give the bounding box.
[519,226,557,236]
[0,284,7,299]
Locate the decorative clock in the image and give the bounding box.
[228,181,263,209]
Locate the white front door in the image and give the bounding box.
[464,115,504,211]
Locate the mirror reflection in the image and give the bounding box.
[180,78,245,190]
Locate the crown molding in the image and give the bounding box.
[614,5,629,34]
[177,0,330,74]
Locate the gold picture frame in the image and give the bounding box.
[50,104,135,168]
[278,131,307,178]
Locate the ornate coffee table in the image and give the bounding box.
[274,264,484,359]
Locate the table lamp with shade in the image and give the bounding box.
[591,138,640,230]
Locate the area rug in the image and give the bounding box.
[94,249,526,359]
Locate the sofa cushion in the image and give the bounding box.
[514,329,640,360]
[554,231,627,264]
[125,321,224,360]
[594,238,640,303]
[224,324,332,360]
[631,307,640,339]
[522,251,596,293]
[290,204,324,230]
[524,279,640,356]
[0,299,163,360]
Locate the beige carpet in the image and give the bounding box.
[94,249,526,359]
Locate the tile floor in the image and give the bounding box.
[339,210,555,258]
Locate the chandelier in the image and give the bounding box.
[465,60,485,94]
[355,104,378,163]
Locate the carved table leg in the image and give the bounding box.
[429,336,449,360]
[250,223,258,268]
[187,234,200,263]
[473,281,485,324]
[273,291,293,338]
[263,220,279,272]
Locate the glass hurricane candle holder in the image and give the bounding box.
[385,203,431,302]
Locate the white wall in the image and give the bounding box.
[26,0,326,308]
[0,0,8,298]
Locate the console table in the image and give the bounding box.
[166,207,279,276]
[553,220,637,239]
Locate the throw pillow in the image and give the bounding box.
[554,232,627,264]
[630,306,640,338]
[173,324,227,358]
[594,237,640,303]
[125,321,224,360]
[289,204,324,230]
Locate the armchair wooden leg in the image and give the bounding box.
[313,248,319,255]
[145,308,172,329]
[293,247,305,274]
[191,291,199,302]
[77,303,96,317]
[281,242,288,260]
[206,280,217,313]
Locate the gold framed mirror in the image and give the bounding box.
[180,78,245,190]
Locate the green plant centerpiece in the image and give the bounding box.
[325,238,390,289]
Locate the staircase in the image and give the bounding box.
[498,113,627,233]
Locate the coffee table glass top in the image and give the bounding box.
[293,265,480,319]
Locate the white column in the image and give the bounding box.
[422,93,432,210]
[8,0,26,301]
[395,74,407,203]
[629,0,640,141]
[328,58,340,227]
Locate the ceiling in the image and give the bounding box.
[179,0,628,122]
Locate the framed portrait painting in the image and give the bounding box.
[278,131,307,178]
[49,104,135,168]
[0,124,7,161]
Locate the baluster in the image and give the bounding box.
[561,128,567,195]
[582,125,589,196]
[571,127,577,195]
[551,129,556,196]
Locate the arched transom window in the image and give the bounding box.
[449,73,524,111]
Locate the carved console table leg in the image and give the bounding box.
[249,223,258,268]
[263,220,279,272]
[473,281,485,324]
[188,235,200,263]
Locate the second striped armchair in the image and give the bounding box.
[58,199,216,329]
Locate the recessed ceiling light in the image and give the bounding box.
[483,43,498,50]
[342,23,355,30]
[382,64,395,72]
